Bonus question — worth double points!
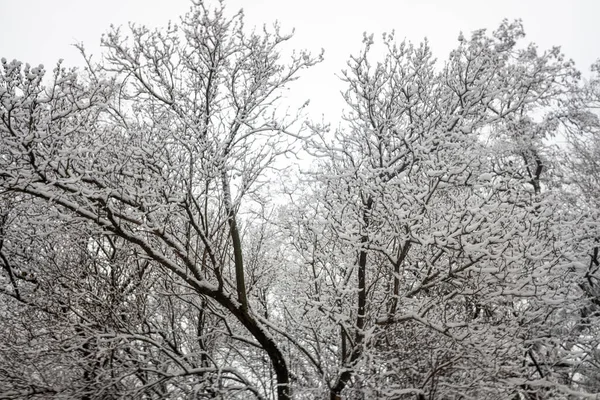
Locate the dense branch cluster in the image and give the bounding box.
[1,2,599,399]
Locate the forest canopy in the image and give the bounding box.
[1,1,600,399]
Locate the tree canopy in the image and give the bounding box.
[1,1,600,399]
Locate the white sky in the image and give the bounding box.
[1,0,599,121]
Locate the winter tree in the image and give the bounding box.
[282,21,599,399]
[0,1,320,399]
[1,1,599,399]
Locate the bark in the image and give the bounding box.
[330,197,373,399]
[222,172,249,311]
[211,290,291,400]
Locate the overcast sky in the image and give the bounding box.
[1,0,599,120]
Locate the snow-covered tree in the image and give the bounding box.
[284,21,597,399]
[1,2,599,399]
[0,1,319,399]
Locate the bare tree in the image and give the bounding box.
[2,3,600,400]
[0,2,319,399]
[286,21,592,399]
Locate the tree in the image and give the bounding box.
[2,2,600,399]
[285,22,596,399]
[1,1,319,399]
[551,58,600,394]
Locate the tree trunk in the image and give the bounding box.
[330,198,373,400]
[212,290,291,400]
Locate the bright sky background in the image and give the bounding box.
[1,0,599,121]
